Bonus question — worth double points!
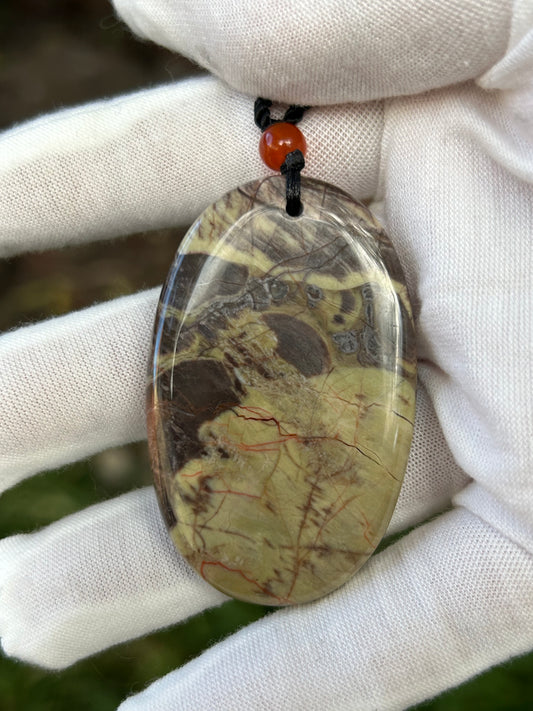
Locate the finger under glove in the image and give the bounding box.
[379,82,533,555]
[113,0,513,104]
[0,289,157,491]
[0,75,383,258]
[0,488,227,669]
[116,508,533,711]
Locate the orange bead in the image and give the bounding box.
[259,122,307,171]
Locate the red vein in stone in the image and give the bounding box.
[209,472,262,501]
[264,234,349,278]
[236,437,297,452]
[191,509,207,550]
[209,488,261,499]
[201,492,228,528]
[180,521,254,542]
[286,477,322,598]
[316,493,359,543]
[293,478,360,576]
[233,406,361,452]
[200,561,288,604]
[182,469,204,478]
[359,509,375,546]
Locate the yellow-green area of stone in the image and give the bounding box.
[149,176,416,605]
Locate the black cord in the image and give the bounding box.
[254,97,308,216]
[254,98,274,132]
[254,98,309,131]
[281,149,305,217]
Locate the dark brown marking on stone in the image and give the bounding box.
[262,313,330,377]
[161,358,244,472]
[399,299,417,363]
[161,253,206,312]
[167,253,249,311]
[306,283,323,308]
[146,392,178,530]
[224,352,240,368]
[304,238,351,277]
[155,475,178,529]
[340,290,356,314]
[158,403,203,475]
[178,475,213,518]
[233,377,246,395]
[198,322,216,342]
[170,358,241,424]
[231,340,273,380]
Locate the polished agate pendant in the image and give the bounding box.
[147,175,416,605]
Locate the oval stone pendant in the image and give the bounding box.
[147,175,416,606]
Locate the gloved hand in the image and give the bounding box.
[1,1,532,709]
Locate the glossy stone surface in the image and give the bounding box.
[147,176,416,605]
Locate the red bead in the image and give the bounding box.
[259,122,307,171]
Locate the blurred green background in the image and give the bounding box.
[0,2,531,709]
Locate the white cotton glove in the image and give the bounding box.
[1,0,532,709]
